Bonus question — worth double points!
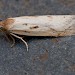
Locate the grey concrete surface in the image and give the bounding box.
[0,0,75,75]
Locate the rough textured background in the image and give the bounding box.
[0,0,75,75]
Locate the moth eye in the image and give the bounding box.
[0,26,3,28]
[0,27,3,32]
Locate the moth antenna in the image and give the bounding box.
[10,33,28,51]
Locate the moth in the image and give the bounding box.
[0,15,75,51]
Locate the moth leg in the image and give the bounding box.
[4,33,10,42]
[10,33,28,51]
[8,34,15,47]
[0,29,11,42]
[0,29,16,47]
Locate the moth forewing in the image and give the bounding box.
[5,15,75,37]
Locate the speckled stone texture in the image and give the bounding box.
[0,0,75,75]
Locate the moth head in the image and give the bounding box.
[0,20,6,32]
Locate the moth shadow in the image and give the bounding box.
[23,36,64,42]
